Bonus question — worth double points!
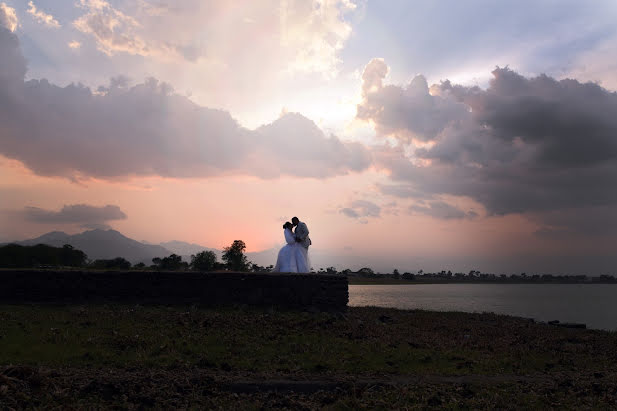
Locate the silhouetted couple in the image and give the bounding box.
[273,216,311,273]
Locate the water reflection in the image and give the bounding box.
[349,284,617,330]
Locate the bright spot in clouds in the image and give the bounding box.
[0,2,18,32]
[27,1,60,28]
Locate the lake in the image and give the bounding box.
[349,284,617,331]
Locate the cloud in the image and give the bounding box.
[73,0,179,59]
[68,40,81,49]
[340,208,359,218]
[0,2,17,32]
[27,1,60,28]
[0,28,371,180]
[339,200,381,222]
[253,112,371,178]
[531,205,617,239]
[280,0,356,76]
[0,25,27,86]
[359,59,617,237]
[409,201,477,220]
[72,0,356,76]
[357,58,468,141]
[20,204,127,228]
[377,183,426,199]
[73,0,206,61]
[71,0,356,73]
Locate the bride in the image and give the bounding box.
[272,222,310,273]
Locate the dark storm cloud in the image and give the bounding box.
[530,205,617,239]
[439,68,617,168]
[0,28,371,180]
[21,204,127,227]
[359,59,617,234]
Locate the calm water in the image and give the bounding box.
[349,284,617,331]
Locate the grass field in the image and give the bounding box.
[1,304,616,408]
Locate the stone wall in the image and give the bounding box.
[0,270,348,310]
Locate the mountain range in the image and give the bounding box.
[5,229,290,267]
[5,229,207,265]
[3,229,354,270]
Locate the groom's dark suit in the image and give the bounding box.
[294,221,311,249]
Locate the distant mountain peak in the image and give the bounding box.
[46,230,69,236]
[11,229,173,264]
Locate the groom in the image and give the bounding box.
[291,216,311,249]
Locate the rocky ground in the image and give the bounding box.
[1,305,616,409]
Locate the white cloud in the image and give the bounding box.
[71,0,356,76]
[0,2,18,32]
[68,40,81,49]
[27,1,60,28]
[0,28,372,181]
[280,0,356,77]
[73,0,174,58]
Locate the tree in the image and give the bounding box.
[60,244,88,267]
[251,263,273,272]
[90,257,131,270]
[152,254,185,270]
[191,250,217,271]
[402,272,415,280]
[0,243,88,268]
[222,240,249,271]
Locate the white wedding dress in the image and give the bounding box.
[273,228,298,273]
[272,228,310,273]
[294,242,310,273]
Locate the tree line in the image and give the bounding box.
[2,242,614,281]
[0,240,270,272]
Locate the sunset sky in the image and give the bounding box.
[1,0,617,274]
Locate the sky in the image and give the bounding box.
[1,0,617,274]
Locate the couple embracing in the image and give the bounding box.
[273,216,311,273]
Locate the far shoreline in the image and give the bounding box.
[347,277,617,285]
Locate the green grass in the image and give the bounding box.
[2,304,617,408]
[0,305,462,374]
[1,304,614,376]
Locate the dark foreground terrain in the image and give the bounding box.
[1,305,616,409]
